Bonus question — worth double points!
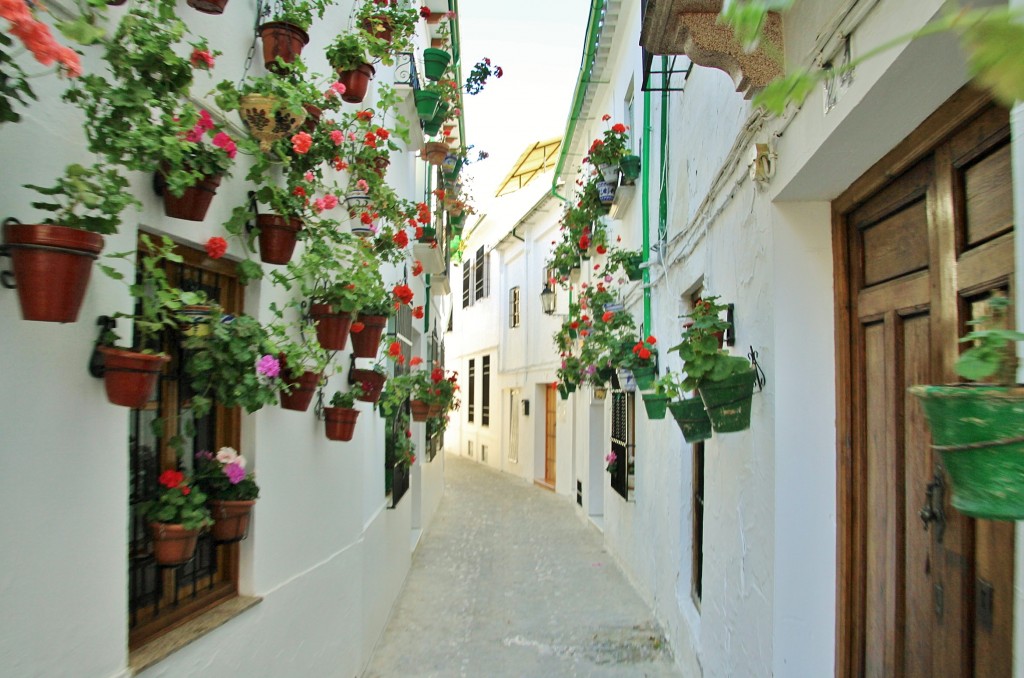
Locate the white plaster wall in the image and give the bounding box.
[0,1,447,675]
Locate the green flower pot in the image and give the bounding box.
[632,365,657,390]
[909,384,1024,520]
[414,90,441,120]
[667,398,712,443]
[619,154,641,183]
[558,382,577,400]
[622,252,644,281]
[423,48,451,81]
[422,118,442,136]
[698,368,756,433]
[641,393,669,420]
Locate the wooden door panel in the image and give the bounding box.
[545,385,556,485]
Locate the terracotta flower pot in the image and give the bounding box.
[256,213,303,265]
[350,368,386,403]
[361,15,393,42]
[302,103,322,132]
[209,500,256,543]
[337,63,375,104]
[324,406,360,441]
[99,347,169,408]
[239,94,305,152]
[3,222,104,323]
[410,399,431,422]
[349,313,388,358]
[279,368,321,412]
[424,141,449,166]
[149,523,200,566]
[163,173,222,222]
[259,21,309,70]
[310,303,352,351]
[186,0,228,14]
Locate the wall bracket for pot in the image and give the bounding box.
[0,218,16,290]
[88,315,118,378]
[313,384,326,421]
[243,190,259,235]
[747,346,767,392]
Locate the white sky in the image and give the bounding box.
[455,0,592,201]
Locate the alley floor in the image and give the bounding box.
[363,454,681,678]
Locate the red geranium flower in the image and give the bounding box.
[190,49,215,69]
[393,284,414,305]
[410,356,424,366]
[356,110,374,121]
[205,236,228,259]
[388,341,402,358]
[611,123,627,134]
[158,469,184,488]
[412,260,423,276]
[393,230,409,248]
[431,368,444,383]
[291,131,312,154]
[602,311,614,322]
[596,244,607,255]
[646,335,657,345]
[412,305,424,319]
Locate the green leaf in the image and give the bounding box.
[57,18,106,46]
[962,13,1024,108]
[954,351,998,381]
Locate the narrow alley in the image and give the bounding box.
[364,454,680,678]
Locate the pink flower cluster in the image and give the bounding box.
[313,194,339,213]
[256,354,280,378]
[1,0,81,76]
[184,110,237,158]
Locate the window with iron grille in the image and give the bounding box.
[509,286,521,328]
[385,302,413,505]
[425,332,444,462]
[610,391,635,501]
[462,262,471,308]
[467,358,475,423]
[481,354,491,426]
[128,236,243,649]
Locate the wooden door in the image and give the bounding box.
[545,384,557,485]
[835,89,1014,678]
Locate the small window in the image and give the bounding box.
[610,391,635,501]
[474,246,489,301]
[462,262,471,309]
[481,355,491,427]
[467,358,476,423]
[625,80,636,153]
[509,287,521,328]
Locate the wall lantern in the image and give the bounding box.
[540,283,557,315]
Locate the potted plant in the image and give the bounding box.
[214,71,307,153]
[194,447,260,543]
[258,0,329,70]
[158,107,239,222]
[98,234,206,408]
[669,295,755,433]
[350,363,388,403]
[145,469,213,566]
[325,386,363,441]
[269,304,330,412]
[354,0,419,64]
[348,277,401,359]
[408,366,459,420]
[325,32,374,104]
[11,163,138,322]
[606,248,644,281]
[910,294,1024,520]
[657,369,711,441]
[588,115,630,183]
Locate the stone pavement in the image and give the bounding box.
[363,454,681,678]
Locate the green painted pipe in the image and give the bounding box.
[658,56,669,242]
[642,83,652,333]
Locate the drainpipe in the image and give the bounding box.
[550,0,607,202]
[641,85,653,332]
[658,56,669,243]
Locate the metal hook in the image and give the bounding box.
[0,218,19,290]
[747,346,767,392]
[89,316,117,378]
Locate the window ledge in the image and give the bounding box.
[129,596,262,674]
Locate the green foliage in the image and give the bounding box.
[24,163,140,234]
[954,294,1024,384]
[0,34,37,124]
[962,11,1024,108]
[330,384,364,409]
[325,32,371,72]
[668,296,750,389]
[354,0,420,65]
[145,474,214,530]
[193,448,261,501]
[718,0,793,51]
[264,0,331,31]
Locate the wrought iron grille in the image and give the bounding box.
[610,391,636,501]
[392,51,421,91]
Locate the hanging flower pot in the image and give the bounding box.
[632,365,657,390]
[349,313,388,358]
[909,385,1024,519]
[259,21,309,70]
[149,523,200,566]
[310,303,352,351]
[256,213,303,265]
[698,368,756,433]
[350,368,386,403]
[622,252,644,281]
[596,180,616,205]
[209,499,256,543]
[413,241,445,275]
[619,154,642,184]
[642,392,670,420]
[325,406,360,441]
[615,368,637,392]
[361,15,393,42]
[558,382,576,400]
[668,398,712,443]
[422,48,452,81]
[337,63,375,104]
[422,118,442,136]
[345,189,371,212]
[99,347,169,408]
[442,154,464,181]
[180,305,214,337]
[598,163,620,184]
[162,173,222,222]
[414,90,441,121]
[238,94,306,152]
[372,156,390,178]
[424,141,449,166]
[186,0,228,15]
[3,222,104,323]
[410,399,431,422]
[280,368,321,411]
[302,103,323,133]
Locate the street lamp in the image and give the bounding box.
[540,283,557,315]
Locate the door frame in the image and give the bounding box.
[832,85,996,678]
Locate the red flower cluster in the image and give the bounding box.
[411,260,423,277]
[1,0,81,76]
[430,367,444,383]
[205,236,228,259]
[190,48,215,70]
[602,311,615,322]
[412,305,424,319]
[416,202,431,224]
[158,469,184,488]
[393,230,409,248]
[389,341,402,358]
[410,356,424,366]
[393,284,414,305]
[291,132,312,154]
[356,110,374,121]
[611,123,627,134]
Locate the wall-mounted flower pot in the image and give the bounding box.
[422,118,442,136]
[558,382,576,400]
[337,63,375,104]
[309,303,352,351]
[422,48,451,81]
[180,304,213,337]
[414,90,441,121]
[350,369,386,403]
[598,163,620,184]
[361,15,393,42]
[667,398,712,443]
[209,499,256,543]
[99,347,169,408]
[619,154,641,184]
[424,141,449,166]
[641,392,670,420]
[302,103,322,132]
[259,21,309,70]
[410,399,431,422]
[149,523,199,566]
[239,94,305,152]
[162,173,222,222]
[632,365,657,390]
[596,180,617,205]
[186,0,227,14]
[3,222,104,322]
[698,368,756,433]
[279,368,321,411]
[910,385,1024,520]
[413,241,445,274]
[442,154,464,180]
[256,213,303,265]
[349,313,388,358]
[325,406,360,441]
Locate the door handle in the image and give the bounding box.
[919,465,946,543]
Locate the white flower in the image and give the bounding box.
[216,446,239,465]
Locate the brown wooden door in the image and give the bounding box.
[835,90,1014,678]
[545,384,557,485]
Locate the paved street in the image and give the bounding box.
[364,454,681,678]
